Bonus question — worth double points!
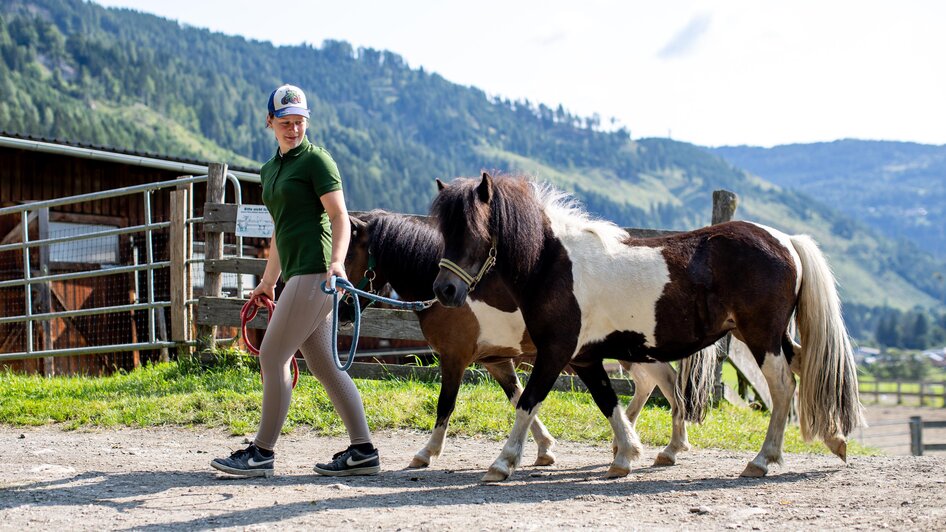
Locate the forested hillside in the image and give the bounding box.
[0,0,643,216]
[2,0,945,346]
[712,141,946,259]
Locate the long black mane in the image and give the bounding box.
[362,210,443,301]
[431,174,546,285]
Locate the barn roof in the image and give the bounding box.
[0,131,261,182]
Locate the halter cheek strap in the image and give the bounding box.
[355,253,377,293]
[345,253,377,307]
[438,244,497,291]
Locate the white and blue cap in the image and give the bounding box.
[267,84,309,118]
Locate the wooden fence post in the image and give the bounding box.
[169,178,190,356]
[197,163,228,353]
[910,416,923,456]
[186,183,195,347]
[711,190,738,404]
[712,190,738,226]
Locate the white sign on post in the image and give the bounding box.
[235,205,274,238]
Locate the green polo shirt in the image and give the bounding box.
[260,137,342,280]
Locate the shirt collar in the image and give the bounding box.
[277,137,310,158]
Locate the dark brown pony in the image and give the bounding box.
[345,210,715,470]
[431,173,865,482]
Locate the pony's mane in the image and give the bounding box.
[431,175,544,277]
[530,180,629,251]
[432,174,629,280]
[486,176,545,274]
[362,210,443,298]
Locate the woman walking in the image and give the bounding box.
[211,84,379,478]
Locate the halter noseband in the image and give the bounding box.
[438,242,497,292]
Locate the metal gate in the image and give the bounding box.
[0,169,246,374]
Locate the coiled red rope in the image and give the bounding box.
[240,294,299,389]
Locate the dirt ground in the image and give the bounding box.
[3,421,945,531]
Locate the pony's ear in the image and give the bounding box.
[436,178,446,191]
[349,215,367,236]
[477,172,493,204]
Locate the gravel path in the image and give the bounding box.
[3,425,945,530]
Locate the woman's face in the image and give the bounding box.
[268,114,307,153]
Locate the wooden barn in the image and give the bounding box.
[0,132,262,376]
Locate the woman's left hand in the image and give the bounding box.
[327,261,347,293]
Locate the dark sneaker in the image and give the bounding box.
[211,444,275,478]
[313,446,380,476]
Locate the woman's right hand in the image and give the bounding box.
[250,279,276,306]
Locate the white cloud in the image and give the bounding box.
[657,12,712,60]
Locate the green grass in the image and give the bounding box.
[0,359,875,456]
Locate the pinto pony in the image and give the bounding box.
[431,173,865,482]
[345,210,715,469]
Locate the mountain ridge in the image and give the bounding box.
[711,140,946,260]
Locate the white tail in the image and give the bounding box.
[675,344,717,423]
[790,234,865,441]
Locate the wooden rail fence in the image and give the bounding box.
[910,416,946,455]
[859,380,946,408]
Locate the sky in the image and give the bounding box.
[93,0,945,148]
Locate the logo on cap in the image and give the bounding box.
[269,84,310,118]
[281,89,303,106]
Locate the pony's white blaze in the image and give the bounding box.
[469,300,527,349]
[752,222,803,294]
[545,201,670,349]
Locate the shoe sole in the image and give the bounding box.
[211,461,274,478]
[312,464,381,477]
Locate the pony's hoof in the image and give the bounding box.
[740,462,767,477]
[653,453,676,467]
[604,465,630,479]
[481,466,510,483]
[837,442,847,463]
[828,439,847,462]
[533,453,556,467]
[407,456,431,469]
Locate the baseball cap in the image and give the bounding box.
[268,84,310,118]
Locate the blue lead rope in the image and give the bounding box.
[321,276,435,371]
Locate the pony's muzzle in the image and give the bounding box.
[432,276,468,308]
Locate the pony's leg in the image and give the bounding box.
[409,353,466,469]
[622,362,656,426]
[484,360,557,466]
[482,353,571,482]
[482,402,540,482]
[786,339,847,461]
[635,362,690,466]
[742,350,796,477]
[617,362,655,456]
[482,321,582,483]
[573,361,642,478]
